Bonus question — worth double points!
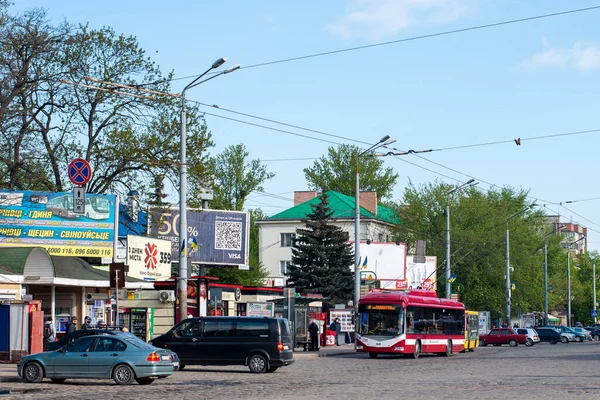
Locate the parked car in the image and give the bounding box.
[535,327,563,344]
[46,328,119,352]
[513,328,540,345]
[555,326,585,342]
[150,317,295,373]
[572,327,593,341]
[538,326,578,342]
[19,333,173,385]
[479,328,529,347]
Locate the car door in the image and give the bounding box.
[87,337,126,377]
[500,329,512,344]
[162,319,202,364]
[487,329,501,344]
[199,319,236,364]
[51,336,97,377]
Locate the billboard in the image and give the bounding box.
[126,235,172,281]
[149,208,249,267]
[0,190,117,257]
[356,241,407,280]
[377,255,437,291]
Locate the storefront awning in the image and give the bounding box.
[0,247,153,288]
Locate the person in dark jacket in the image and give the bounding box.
[81,316,92,330]
[66,316,77,334]
[330,318,342,346]
[308,320,320,351]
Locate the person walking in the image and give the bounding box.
[308,320,320,351]
[43,316,55,351]
[66,316,77,334]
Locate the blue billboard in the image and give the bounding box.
[0,190,117,257]
[149,208,249,267]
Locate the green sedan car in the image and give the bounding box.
[18,333,173,385]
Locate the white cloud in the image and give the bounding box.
[524,41,600,71]
[326,0,473,41]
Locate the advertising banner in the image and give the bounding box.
[149,208,249,267]
[357,242,407,281]
[126,235,172,281]
[377,256,437,291]
[247,302,274,317]
[0,190,117,257]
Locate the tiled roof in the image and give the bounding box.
[266,191,400,225]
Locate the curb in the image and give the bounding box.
[0,376,22,383]
[318,351,356,357]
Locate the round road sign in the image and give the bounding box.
[68,158,92,186]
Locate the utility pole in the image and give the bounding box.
[567,252,571,327]
[506,226,511,325]
[594,263,597,325]
[544,242,548,326]
[445,205,451,298]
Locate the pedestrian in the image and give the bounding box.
[308,320,320,351]
[43,316,55,351]
[329,318,342,346]
[66,316,77,334]
[82,316,92,330]
[122,327,129,333]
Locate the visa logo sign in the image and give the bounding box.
[228,253,241,259]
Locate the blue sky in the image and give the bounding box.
[13,0,600,250]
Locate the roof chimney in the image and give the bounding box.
[359,192,377,215]
[294,191,320,206]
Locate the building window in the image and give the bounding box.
[280,260,291,275]
[280,233,295,247]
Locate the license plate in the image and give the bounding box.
[161,355,170,361]
[283,345,290,350]
[173,362,179,367]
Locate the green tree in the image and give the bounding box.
[286,192,354,304]
[303,144,398,200]
[195,144,274,211]
[206,209,268,286]
[394,180,561,320]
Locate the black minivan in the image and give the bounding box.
[150,317,295,373]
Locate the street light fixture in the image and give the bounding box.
[567,235,586,327]
[178,57,239,323]
[444,179,478,299]
[354,135,394,346]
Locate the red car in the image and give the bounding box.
[479,328,531,347]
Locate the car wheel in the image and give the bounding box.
[50,378,66,384]
[23,362,44,383]
[443,340,453,357]
[549,338,558,344]
[479,339,487,347]
[525,338,534,347]
[135,377,154,385]
[267,367,279,373]
[509,339,518,347]
[113,364,135,385]
[412,341,421,359]
[179,364,186,371]
[248,354,268,373]
[561,336,569,343]
[576,337,583,342]
[369,352,378,359]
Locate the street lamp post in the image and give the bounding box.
[566,235,586,328]
[178,58,240,323]
[354,135,394,346]
[444,179,477,299]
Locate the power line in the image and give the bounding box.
[163,5,600,84]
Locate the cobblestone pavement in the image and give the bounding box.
[3,342,600,399]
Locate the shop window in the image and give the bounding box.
[280,233,295,247]
[237,303,247,316]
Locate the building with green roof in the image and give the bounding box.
[256,190,402,287]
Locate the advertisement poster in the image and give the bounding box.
[247,302,274,317]
[377,256,437,291]
[126,235,172,281]
[149,208,249,267]
[0,190,117,257]
[330,310,354,332]
[356,242,407,281]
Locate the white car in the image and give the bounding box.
[514,328,541,345]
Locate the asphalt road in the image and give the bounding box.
[2,341,600,399]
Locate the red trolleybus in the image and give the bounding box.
[356,289,465,359]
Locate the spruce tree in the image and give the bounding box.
[286,192,354,304]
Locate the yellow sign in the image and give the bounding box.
[367,305,395,310]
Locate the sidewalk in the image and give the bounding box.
[0,362,19,383]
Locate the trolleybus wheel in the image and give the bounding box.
[412,341,421,359]
[443,340,452,356]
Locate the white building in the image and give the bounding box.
[256,190,400,287]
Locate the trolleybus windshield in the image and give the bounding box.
[359,305,405,337]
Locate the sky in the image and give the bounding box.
[12,0,600,251]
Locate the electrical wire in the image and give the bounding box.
[159,5,600,84]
